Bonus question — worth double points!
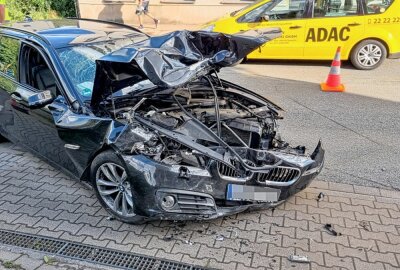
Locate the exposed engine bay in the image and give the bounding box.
[95,75,310,180]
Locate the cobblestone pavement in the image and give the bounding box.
[1,142,400,270]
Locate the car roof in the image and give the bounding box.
[1,18,148,49]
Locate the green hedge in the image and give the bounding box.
[5,0,76,21]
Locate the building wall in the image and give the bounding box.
[77,0,255,26]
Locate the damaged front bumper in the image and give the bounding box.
[121,141,325,221]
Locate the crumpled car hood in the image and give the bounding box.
[90,28,281,108]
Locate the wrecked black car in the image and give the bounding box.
[0,19,324,223]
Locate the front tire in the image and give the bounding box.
[91,150,145,224]
[350,40,387,70]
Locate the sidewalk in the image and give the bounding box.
[1,142,400,270]
[128,22,199,35]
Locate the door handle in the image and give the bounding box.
[289,25,302,29]
[348,23,361,27]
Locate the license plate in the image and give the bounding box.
[226,184,280,202]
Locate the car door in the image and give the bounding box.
[0,35,21,142]
[8,42,79,176]
[237,0,310,59]
[303,0,365,59]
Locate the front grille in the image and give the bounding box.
[218,160,254,181]
[257,166,301,185]
[0,229,209,270]
[176,193,216,214]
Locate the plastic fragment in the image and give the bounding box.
[288,255,311,263]
[215,235,224,241]
[317,192,325,202]
[324,223,342,236]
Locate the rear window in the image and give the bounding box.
[0,36,20,79]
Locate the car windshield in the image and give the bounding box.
[57,37,146,101]
[230,0,266,16]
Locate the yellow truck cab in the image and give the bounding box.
[204,0,400,70]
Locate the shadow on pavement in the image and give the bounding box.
[221,70,400,190]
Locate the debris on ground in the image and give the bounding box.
[2,261,23,269]
[43,255,57,265]
[324,224,342,236]
[184,240,193,245]
[215,235,225,241]
[317,192,325,202]
[288,255,311,263]
[106,216,115,221]
[162,235,174,241]
[359,221,371,231]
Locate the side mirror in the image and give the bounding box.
[28,90,54,109]
[261,15,270,22]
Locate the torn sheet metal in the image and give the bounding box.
[91,28,281,108]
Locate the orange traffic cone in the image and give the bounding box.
[321,47,345,92]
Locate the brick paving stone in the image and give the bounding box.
[308,205,331,216]
[1,142,400,270]
[296,228,322,242]
[197,245,226,262]
[331,209,356,220]
[355,212,381,224]
[122,232,153,248]
[82,236,110,247]
[349,236,378,251]
[209,259,238,270]
[271,225,295,239]
[360,230,389,243]
[373,201,399,211]
[367,251,398,267]
[282,235,310,251]
[14,255,44,269]
[33,217,62,231]
[324,253,355,270]
[172,241,201,257]
[341,203,365,214]
[55,221,84,235]
[337,244,367,260]
[251,254,280,269]
[282,258,311,270]
[353,258,385,270]
[224,249,253,266]
[310,241,337,256]
[99,228,129,244]
[256,231,282,246]
[130,245,158,257]
[370,223,398,234]
[76,224,105,238]
[147,236,176,253]
[318,201,342,211]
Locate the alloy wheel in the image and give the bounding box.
[357,44,382,68]
[95,163,136,217]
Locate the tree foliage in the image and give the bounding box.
[5,0,76,21]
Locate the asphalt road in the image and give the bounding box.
[221,58,400,190]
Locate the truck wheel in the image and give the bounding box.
[350,40,387,70]
[91,150,146,224]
